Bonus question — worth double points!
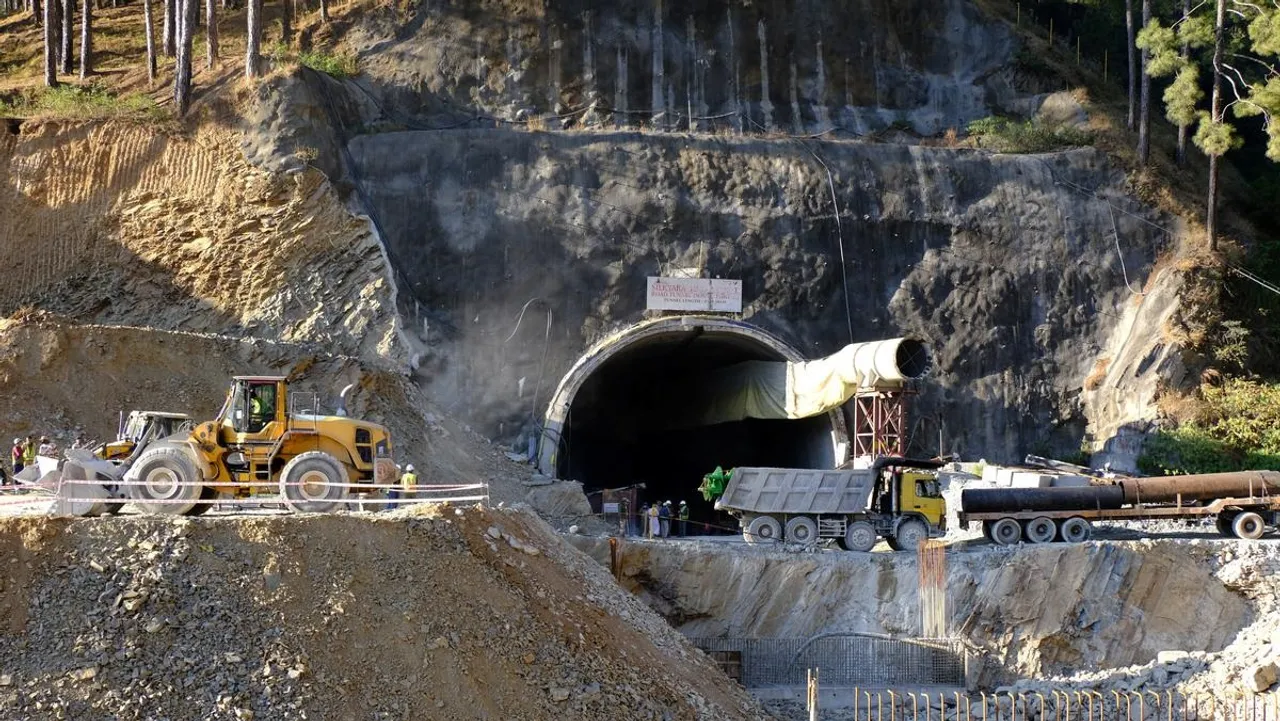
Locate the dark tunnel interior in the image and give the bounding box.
[556,329,836,533]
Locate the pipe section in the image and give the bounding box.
[841,338,932,386]
[1119,471,1280,505]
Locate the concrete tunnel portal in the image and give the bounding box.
[538,317,849,530]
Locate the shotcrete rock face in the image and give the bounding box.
[556,328,834,522]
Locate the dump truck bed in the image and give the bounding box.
[717,467,876,515]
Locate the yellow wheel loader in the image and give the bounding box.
[120,376,395,514]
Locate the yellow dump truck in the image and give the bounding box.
[713,458,947,551]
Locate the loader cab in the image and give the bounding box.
[221,377,286,437]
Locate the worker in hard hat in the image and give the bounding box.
[21,436,35,470]
[390,463,417,510]
[678,500,690,537]
[647,503,659,539]
[10,438,24,476]
[659,500,672,538]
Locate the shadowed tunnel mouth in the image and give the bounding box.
[556,329,835,529]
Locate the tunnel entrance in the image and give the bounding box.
[539,317,847,531]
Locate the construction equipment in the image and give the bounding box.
[712,457,947,551]
[108,376,395,515]
[959,470,1280,544]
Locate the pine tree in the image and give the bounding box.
[244,0,261,78]
[205,0,216,69]
[1138,0,1152,165]
[1176,0,1191,166]
[42,0,57,86]
[174,0,196,115]
[162,0,174,57]
[1126,0,1137,130]
[143,0,156,82]
[78,0,90,79]
[59,0,71,74]
[1139,1,1280,250]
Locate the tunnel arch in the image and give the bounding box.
[538,316,850,510]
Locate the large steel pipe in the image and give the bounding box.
[1119,471,1280,504]
[841,338,932,386]
[961,486,1126,514]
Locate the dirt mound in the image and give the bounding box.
[0,506,766,720]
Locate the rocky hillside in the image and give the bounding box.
[0,0,1214,471]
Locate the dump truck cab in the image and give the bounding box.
[124,376,395,515]
[870,465,947,541]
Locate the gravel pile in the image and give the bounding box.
[0,508,769,720]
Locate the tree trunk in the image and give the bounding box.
[32,0,41,27]
[204,0,216,69]
[59,0,72,74]
[78,0,90,79]
[143,0,156,82]
[279,0,290,44]
[1137,0,1151,164]
[1176,0,1190,166]
[1125,0,1136,131]
[162,0,174,56]
[318,0,326,23]
[1206,0,1226,251]
[43,0,58,86]
[174,0,195,115]
[49,0,61,69]
[244,0,261,78]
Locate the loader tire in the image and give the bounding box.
[185,485,218,517]
[280,452,350,513]
[127,448,202,515]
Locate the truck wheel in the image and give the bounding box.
[127,447,202,515]
[743,515,782,545]
[1058,517,1092,543]
[841,521,878,552]
[1216,513,1237,538]
[784,517,819,546]
[280,452,350,513]
[990,518,1022,546]
[1233,511,1266,540]
[1024,517,1057,544]
[892,518,928,551]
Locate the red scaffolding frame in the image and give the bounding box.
[850,388,913,459]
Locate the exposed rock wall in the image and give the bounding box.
[347,128,1173,462]
[341,0,1022,135]
[567,537,1250,685]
